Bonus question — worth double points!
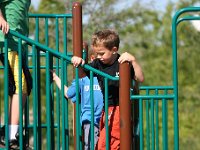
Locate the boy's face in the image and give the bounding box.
[92,45,117,65]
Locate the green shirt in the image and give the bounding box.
[0,0,31,53]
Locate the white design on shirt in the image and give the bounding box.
[84,85,101,91]
[115,72,119,77]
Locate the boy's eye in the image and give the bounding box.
[98,53,104,56]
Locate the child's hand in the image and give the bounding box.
[0,15,9,34]
[119,52,144,82]
[118,52,136,64]
[71,56,85,67]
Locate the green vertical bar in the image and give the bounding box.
[24,43,30,146]
[63,17,70,149]
[64,65,69,150]
[172,10,179,150]
[32,45,38,149]
[55,17,59,50]
[45,17,51,150]
[104,78,109,150]
[18,38,24,150]
[45,18,49,46]
[63,17,69,150]
[146,90,150,150]
[35,17,41,149]
[155,89,159,150]
[4,37,9,150]
[46,51,52,150]
[63,17,67,55]
[55,17,61,150]
[139,98,143,150]
[54,18,62,150]
[90,71,94,149]
[162,89,168,150]
[35,17,39,42]
[151,98,155,150]
[61,58,66,150]
[75,68,80,150]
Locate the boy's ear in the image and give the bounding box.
[90,55,95,61]
[112,46,118,54]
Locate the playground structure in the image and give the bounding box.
[0,1,200,150]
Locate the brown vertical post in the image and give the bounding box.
[119,62,132,149]
[72,2,83,150]
[72,2,83,60]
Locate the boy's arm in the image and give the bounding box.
[0,9,9,34]
[52,71,69,98]
[118,52,144,82]
[131,59,144,82]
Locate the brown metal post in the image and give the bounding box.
[72,2,83,60]
[72,2,83,150]
[119,62,132,149]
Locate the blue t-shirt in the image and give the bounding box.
[67,76,103,126]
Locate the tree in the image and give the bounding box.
[29,0,200,149]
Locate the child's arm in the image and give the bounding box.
[0,9,9,34]
[118,52,144,82]
[52,71,69,98]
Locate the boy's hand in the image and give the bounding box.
[119,52,144,82]
[71,56,85,67]
[0,15,9,34]
[118,52,135,64]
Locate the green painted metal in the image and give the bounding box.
[172,7,200,150]
[1,6,200,150]
[3,37,9,150]
[0,13,74,150]
[90,71,95,150]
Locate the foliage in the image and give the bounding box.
[1,0,199,149]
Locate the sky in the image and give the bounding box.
[31,0,200,31]
[31,0,176,11]
[32,0,41,9]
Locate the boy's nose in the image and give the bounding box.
[97,55,101,59]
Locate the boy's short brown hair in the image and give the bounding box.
[92,29,120,50]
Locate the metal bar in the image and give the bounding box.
[172,7,200,149]
[90,71,95,150]
[72,2,83,150]
[162,90,168,150]
[18,38,23,150]
[146,90,150,150]
[131,95,175,100]
[4,36,9,150]
[46,51,52,150]
[139,98,143,150]
[32,45,38,149]
[61,58,66,150]
[151,98,155,150]
[155,89,159,150]
[104,78,109,150]
[75,67,80,150]
[29,13,72,18]
[119,62,132,149]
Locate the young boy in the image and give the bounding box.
[0,0,32,149]
[71,29,144,149]
[52,49,103,150]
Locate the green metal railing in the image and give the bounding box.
[1,4,200,150]
[171,6,200,150]
[0,12,73,150]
